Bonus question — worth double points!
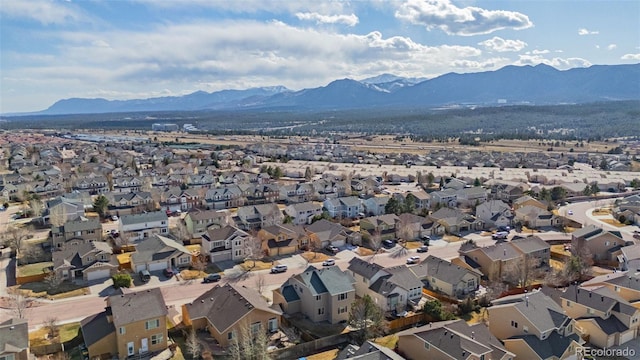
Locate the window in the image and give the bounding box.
[179,256,190,264]
[523,325,528,333]
[228,331,235,340]
[338,306,348,314]
[145,319,160,330]
[615,286,620,292]
[605,241,610,246]
[161,228,168,233]
[511,321,518,328]
[250,322,261,335]
[213,240,225,248]
[338,293,348,301]
[316,295,321,301]
[318,308,325,315]
[119,327,126,335]
[424,342,430,350]
[161,221,166,225]
[151,334,163,345]
[566,300,571,307]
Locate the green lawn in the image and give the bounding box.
[17,262,53,276]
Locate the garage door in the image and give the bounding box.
[331,239,345,247]
[148,261,168,271]
[619,329,635,344]
[86,268,111,282]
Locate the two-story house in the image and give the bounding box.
[108,192,154,217]
[44,197,85,225]
[80,288,168,359]
[279,183,316,204]
[131,234,193,273]
[362,195,389,216]
[112,177,143,194]
[204,185,245,210]
[347,258,423,313]
[52,241,118,282]
[571,225,626,263]
[182,284,282,348]
[184,209,230,238]
[323,196,363,219]
[119,211,169,242]
[201,225,250,263]
[305,219,361,249]
[73,174,110,195]
[515,205,562,229]
[240,183,279,205]
[489,289,581,360]
[235,203,284,231]
[51,216,103,249]
[274,266,355,324]
[429,207,483,234]
[410,255,481,298]
[0,318,29,360]
[360,214,400,241]
[429,188,457,208]
[475,199,514,229]
[284,201,323,225]
[259,224,307,257]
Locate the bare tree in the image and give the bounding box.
[44,271,64,291]
[504,254,541,288]
[228,321,271,360]
[367,229,382,262]
[44,317,60,340]
[183,328,201,360]
[3,225,31,252]
[191,256,207,273]
[170,219,192,244]
[348,295,387,344]
[254,273,266,295]
[8,292,31,319]
[49,209,66,228]
[243,233,264,269]
[29,198,44,218]
[19,242,46,265]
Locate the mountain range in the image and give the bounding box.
[38,63,640,115]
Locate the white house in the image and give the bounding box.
[119,211,169,242]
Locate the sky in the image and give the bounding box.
[1,0,639,113]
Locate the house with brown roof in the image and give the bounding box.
[397,319,514,360]
[80,288,169,359]
[515,205,561,229]
[459,242,522,281]
[258,223,307,257]
[182,284,282,348]
[429,207,483,234]
[305,219,360,249]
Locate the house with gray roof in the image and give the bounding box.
[204,185,245,210]
[336,340,405,360]
[51,216,103,249]
[274,265,355,324]
[130,234,192,273]
[429,207,483,234]
[201,225,249,263]
[397,319,514,360]
[323,196,363,219]
[363,195,389,216]
[119,211,169,242]
[489,289,581,360]
[52,241,118,282]
[475,199,513,229]
[571,225,625,263]
[581,270,640,303]
[183,283,282,348]
[0,318,29,360]
[410,255,481,298]
[235,203,284,230]
[184,209,230,237]
[108,191,154,217]
[515,205,561,229]
[284,201,323,225]
[81,288,169,359]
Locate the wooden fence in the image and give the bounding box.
[16,272,49,285]
[422,288,460,304]
[270,333,351,360]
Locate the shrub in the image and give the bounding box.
[112,273,131,289]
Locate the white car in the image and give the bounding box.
[567,210,574,216]
[270,264,288,273]
[406,256,420,265]
[322,259,335,266]
[111,215,119,221]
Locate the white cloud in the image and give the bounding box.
[621,53,640,60]
[0,0,85,25]
[531,49,550,55]
[578,28,599,35]
[478,37,527,52]
[395,0,533,36]
[295,12,359,26]
[516,55,591,69]
[607,44,617,50]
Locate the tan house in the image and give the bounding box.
[459,242,521,281]
[182,283,282,348]
[360,214,400,241]
[51,216,102,249]
[131,234,192,273]
[80,288,169,359]
[580,271,640,303]
[0,318,29,360]
[52,241,118,282]
[543,285,640,348]
[429,208,483,234]
[489,290,582,360]
[305,219,360,249]
[571,225,625,262]
[274,265,355,324]
[513,195,547,211]
[201,225,250,263]
[410,255,481,298]
[258,223,307,257]
[397,319,514,360]
[184,209,230,237]
[514,205,561,229]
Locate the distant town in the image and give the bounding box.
[1,128,639,360]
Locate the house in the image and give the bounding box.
[182,283,282,348]
[284,201,323,225]
[513,195,547,211]
[112,176,143,194]
[410,255,481,298]
[108,192,154,217]
[347,258,423,313]
[80,288,168,359]
[543,284,640,348]
[0,318,29,360]
[119,211,169,242]
[429,189,457,208]
[397,213,429,241]
[201,225,250,263]
[489,290,581,360]
[475,200,513,229]
[459,243,522,281]
[52,241,118,282]
[456,186,489,207]
[408,190,430,212]
[495,184,528,203]
[274,265,355,324]
[279,182,315,204]
[571,225,625,262]
[259,224,307,257]
[429,208,483,234]
[323,196,363,219]
[581,271,640,303]
[612,194,640,225]
[443,177,467,190]
[515,205,562,229]
[44,197,85,225]
[73,174,109,195]
[184,209,230,237]
[130,234,192,273]
[235,203,284,231]
[336,340,405,360]
[51,216,103,249]
[240,183,279,205]
[363,195,389,216]
[619,244,640,272]
[397,319,514,360]
[159,187,200,213]
[360,214,399,241]
[510,236,551,267]
[305,219,359,249]
[204,185,245,210]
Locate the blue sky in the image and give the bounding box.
[1,0,639,113]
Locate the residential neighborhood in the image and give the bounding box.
[0,131,639,360]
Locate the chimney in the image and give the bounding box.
[525,295,529,307]
[471,331,475,339]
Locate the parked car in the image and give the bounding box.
[498,225,511,232]
[203,273,221,283]
[382,239,395,248]
[270,264,288,273]
[111,215,118,221]
[163,268,175,278]
[567,210,574,215]
[416,245,429,253]
[139,270,151,283]
[326,245,339,254]
[406,256,420,265]
[492,231,509,240]
[322,259,335,266]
